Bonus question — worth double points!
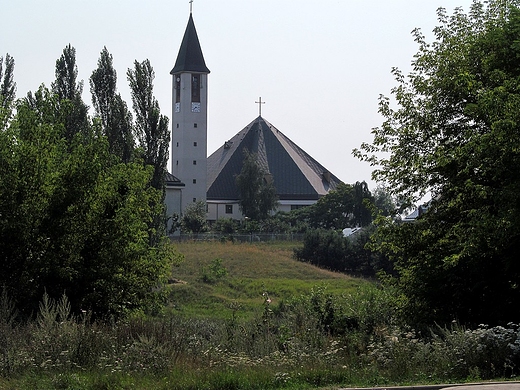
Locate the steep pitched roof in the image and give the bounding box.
[171,14,210,74]
[207,116,342,201]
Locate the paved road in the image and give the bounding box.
[443,385,520,390]
[343,383,520,390]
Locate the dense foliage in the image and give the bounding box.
[3,288,520,388]
[278,181,377,232]
[294,226,393,277]
[235,149,278,221]
[180,200,209,233]
[0,47,179,319]
[355,1,520,327]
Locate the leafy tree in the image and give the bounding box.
[51,44,89,141]
[235,149,278,220]
[213,218,238,235]
[90,47,134,163]
[181,201,208,233]
[0,84,177,319]
[0,53,16,129]
[127,59,169,191]
[127,59,170,245]
[304,182,373,230]
[294,225,392,277]
[352,181,373,227]
[355,1,520,327]
[294,229,348,272]
[372,185,397,217]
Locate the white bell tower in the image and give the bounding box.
[171,11,210,213]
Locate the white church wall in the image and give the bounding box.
[277,200,316,213]
[207,201,242,222]
[206,199,317,222]
[165,186,183,235]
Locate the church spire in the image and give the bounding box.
[171,13,210,74]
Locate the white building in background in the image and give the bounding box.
[165,11,343,228]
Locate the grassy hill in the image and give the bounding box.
[167,240,367,319]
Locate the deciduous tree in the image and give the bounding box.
[127,59,169,190]
[90,47,134,163]
[0,53,16,129]
[235,150,278,220]
[180,201,209,233]
[355,1,520,327]
[0,84,176,319]
[51,44,89,140]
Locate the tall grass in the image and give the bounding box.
[2,287,520,389]
[2,241,520,389]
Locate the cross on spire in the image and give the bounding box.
[255,97,265,117]
[189,0,193,13]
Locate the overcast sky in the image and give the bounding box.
[2,0,474,189]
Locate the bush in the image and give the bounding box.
[294,227,391,277]
[201,258,228,284]
[294,229,347,272]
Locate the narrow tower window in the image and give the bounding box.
[175,76,181,103]
[191,74,200,102]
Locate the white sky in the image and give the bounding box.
[2,0,473,189]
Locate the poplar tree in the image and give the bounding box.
[127,59,170,191]
[51,44,89,141]
[90,47,134,162]
[0,53,16,129]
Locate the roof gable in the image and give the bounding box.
[171,14,210,74]
[207,117,342,201]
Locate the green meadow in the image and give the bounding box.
[167,240,366,319]
[2,240,520,390]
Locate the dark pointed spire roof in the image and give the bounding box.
[207,117,342,201]
[171,14,210,74]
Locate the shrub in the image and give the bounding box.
[201,258,228,284]
[294,227,392,277]
[294,229,347,271]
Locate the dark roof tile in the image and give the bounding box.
[207,117,342,201]
[171,14,210,74]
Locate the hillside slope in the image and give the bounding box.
[167,241,367,319]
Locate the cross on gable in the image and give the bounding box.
[255,97,265,117]
[189,0,193,13]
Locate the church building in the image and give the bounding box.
[165,11,342,226]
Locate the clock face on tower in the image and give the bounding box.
[191,102,201,113]
[175,102,180,113]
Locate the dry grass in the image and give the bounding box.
[167,240,366,319]
[173,240,354,280]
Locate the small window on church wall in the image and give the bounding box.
[194,123,198,128]
[176,142,179,147]
[193,179,197,184]
[193,142,197,146]
[191,74,200,103]
[176,123,179,128]
[193,160,197,165]
[225,205,233,214]
[193,198,197,202]
[175,76,181,103]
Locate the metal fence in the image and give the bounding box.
[170,233,305,243]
